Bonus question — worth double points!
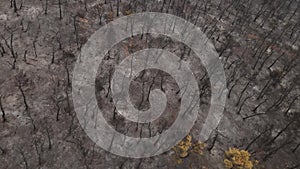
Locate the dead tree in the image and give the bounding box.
[160,0,166,12]
[34,139,43,166]
[263,140,292,161]
[23,50,27,62]
[257,50,274,71]
[84,0,87,11]
[245,126,271,151]
[236,80,251,106]
[109,0,113,12]
[73,15,80,50]
[284,95,299,115]
[106,66,113,98]
[113,106,117,120]
[55,98,61,121]
[267,120,294,145]
[253,1,267,22]
[226,59,241,80]
[237,94,253,115]
[207,132,218,153]
[286,3,298,22]
[18,81,36,131]
[32,38,38,58]
[45,0,48,15]
[265,84,294,113]
[20,18,30,33]
[136,81,146,131]
[165,0,174,13]
[267,51,284,69]
[280,57,298,80]
[270,0,285,18]
[67,112,76,136]
[2,29,18,68]
[257,78,272,100]
[51,45,55,64]
[243,112,266,121]
[0,42,6,57]
[289,22,298,39]
[19,148,29,169]
[227,79,239,99]
[0,146,5,155]
[0,95,7,122]
[13,0,18,13]
[117,0,120,16]
[252,98,268,113]
[12,52,17,69]
[64,59,71,87]
[218,1,234,20]
[218,38,231,59]
[292,142,300,153]
[58,0,62,20]
[65,89,71,116]
[96,4,104,25]
[45,124,52,150]
[146,77,155,102]
[252,46,269,70]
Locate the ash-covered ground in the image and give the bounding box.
[0,0,299,168]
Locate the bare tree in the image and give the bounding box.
[207,132,218,153]
[58,0,62,20]
[243,112,266,121]
[23,50,27,63]
[263,140,292,161]
[33,38,38,58]
[45,0,48,15]
[267,51,284,69]
[0,146,5,155]
[19,148,29,169]
[0,42,6,57]
[252,98,268,113]
[236,80,251,106]
[45,124,52,150]
[117,0,120,16]
[2,28,18,68]
[284,95,299,115]
[13,0,18,13]
[237,94,253,115]
[18,80,36,131]
[227,79,238,99]
[245,126,271,151]
[96,3,104,25]
[257,78,272,100]
[34,139,43,166]
[292,142,300,153]
[0,95,7,122]
[267,120,294,145]
[265,84,294,113]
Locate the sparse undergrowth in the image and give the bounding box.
[172,135,206,164]
[224,148,259,169]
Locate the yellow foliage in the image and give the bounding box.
[106,11,114,22]
[124,10,132,16]
[224,159,233,168]
[172,135,206,164]
[224,148,258,169]
[192,141,206,155]
[78,18,88,23]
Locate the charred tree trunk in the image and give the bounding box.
[0,96,7,122]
